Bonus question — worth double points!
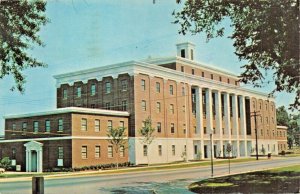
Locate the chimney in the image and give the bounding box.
[176,42,195,61]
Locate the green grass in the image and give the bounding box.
[269,165,300,172]
[203,182,234,187]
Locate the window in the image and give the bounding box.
[156,102,161,113]
[63,89,67,99]
[191,49,194,60]
[261,129,263,136]
[157,122,161,133]
[182,87,185,96]
[45,120,50,132]
[170,104,174,114]
[33,121,39,133]
[108,145,113,157]
[172,145,175,156]
[90,84,96,96]
[107,120,112,130]
[141,79,146,91]
[105,102,111,110]
[58,119,63,132]
[266,117,268,124]
[142,100,146,111]
[122,100,127,111]
[169,85,174,95]
[58,147,64,159]
[91,104,96,108]
[156,82,160,92]
[171,123,175,133]
[181,49,185,58]
[204,127,207,134]
[143,145,148,156]
[227,78,230,84]
[192,69,195,75]
[76,87,81,98]
[95,119,100,132]
[210,74,213,80]
[119,121,125,128]
[121,80,128,91]
[219,76,222,82]
[183,105,185,113]
[158,145,162,156]
[81,118,87,131]
[194,126,197,134]
[120,146,125,157]
[12,123,16,131]
[81,146,87,159]
[181,66,184,72]
[105,82,111,94]
[265,104,268,110]
[202,72,205,77]
[22,122,27,132]
[183,124,186,134]
[12,148,16,159]
[95,146,100,158]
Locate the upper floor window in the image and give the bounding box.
[191,49,194,60]
[33,121,39,133]
[12,123,16,131]
[182,86,185,96]
[227,78,230,84]
[22,122,27,132]
[143,145,148,156]
[121,80,128,91]
[81,146,87,159]
[108,145,113,158]
[119,121,125,128]
[156,82,160,93]
[76,87,81,98]
[170,104,174,114]
[181,49,185,58]
[141,79,146,91]
[265,104,268,110]
[158,145,162,156]
[142,100,146,111]
[156,102,161,113]
[157,122,161,133]
[90,84,96,96]
[211,74,213,80]
[169,85,174,95]
[120,146,125,157]
[121,100,127,111]
[219,76,222,82]
[171,123,175,133]
[95,119,100,132]
[202,72,205,77]
[81,118,87,131]
[192,69,195,75]
[63,89,67,99]
[45,120,50,132]
[105,82,111,94]
[181,66,184,72]
[58,119,63,132]
[105,102,111,110]
[107,120,112,130]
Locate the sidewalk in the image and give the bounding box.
[0,157,281,183]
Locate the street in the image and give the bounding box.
[0,157,299,194]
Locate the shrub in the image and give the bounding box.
[0,157,12,170]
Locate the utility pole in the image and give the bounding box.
[251,111,260,160]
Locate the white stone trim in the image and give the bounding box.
[3,107,129,119]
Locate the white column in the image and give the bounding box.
[206,88,213,134]
[215,90,222,138]
[38,149,43,172]
[196,87,203,135]
[28,151,31,172]
[239,95,246,137]
[25,150,29,172]
[224,93,231,138]
[232,94,239,136]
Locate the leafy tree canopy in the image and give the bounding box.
[174,0,299,109]
[0,0,48,92]
[276,106,289,126]
[139,117,156,145]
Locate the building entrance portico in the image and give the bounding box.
[24,141,43,172]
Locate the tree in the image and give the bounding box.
[0,0,48,92]
[0,157,11,170]
[226,143,232,174]
[139,117,156,166]
[276,106,289,126]
[173,0,299,109]
[106,126,127,169]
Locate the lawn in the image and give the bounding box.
[189,165,300,193]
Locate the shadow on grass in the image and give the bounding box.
[189,170,300,193]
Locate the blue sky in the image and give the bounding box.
[0,0,295,135]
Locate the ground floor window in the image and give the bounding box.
[143,145,148,156]
[58,147,63,159]
[81,146,87,159]
[172,145,175,156]
[95,146,100,158]
[120,146,125,157]
[108,145,113,158]
[158,145,162,156]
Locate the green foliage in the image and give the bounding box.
[107,126,127,153]
[0,0,48,92]
[0,157,11,170]
[276,106,289,126]
[174,0,299,109]
[139,117,156,145]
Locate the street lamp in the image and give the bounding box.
[210,130,214,177]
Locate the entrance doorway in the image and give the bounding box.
[204,145,208,158]
[31,151,37,172]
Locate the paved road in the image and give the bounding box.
[0,157,299,194]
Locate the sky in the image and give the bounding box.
[0,0,296,135]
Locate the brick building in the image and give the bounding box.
[0,42,288,171]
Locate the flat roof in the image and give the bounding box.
[277,125,288,130]
[4,107,130,119]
